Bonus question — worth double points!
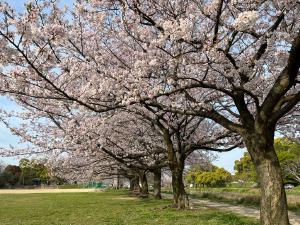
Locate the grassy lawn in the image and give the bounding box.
[0,190,258,225]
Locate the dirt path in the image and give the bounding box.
[0,188,97,194]
[191,198,300,225]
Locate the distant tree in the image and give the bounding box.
[185,162,214,186]
[19,159,31,169]
[275,138,300,184]
[234,138,300,184]
[0,172,9,187]
[186,166,231,187]
[4,165,22,186]
[32,162,50,183]
[234,152,257,183]
[19,158,50,185]
[197,167,232,187]
[19,158,33,185]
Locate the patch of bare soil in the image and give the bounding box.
[0,189,96,194]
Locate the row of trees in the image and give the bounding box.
[0,1,299,224]
[0,159,51,187]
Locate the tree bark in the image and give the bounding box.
[245,130,289,225]
[170,163,189,209]
[129,178,134,191]
[162,127,189,209]
[139,171,149,197]
[170,154,189,209]
[153,168,162,199]
[129,175,139,191]
[116,174,121,189]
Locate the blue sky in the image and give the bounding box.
[0,97,22,165]
[0,0,246,173]
[213,148,246,173]
[5,0,75,11]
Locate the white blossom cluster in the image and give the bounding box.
[233,11,259,31]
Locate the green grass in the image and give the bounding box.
[0,190,258,225]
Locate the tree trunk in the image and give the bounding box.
[153,168,162,199]
[129,176,139,191]
[170,165,189,209]
[116,174,121,189]
[257,157,289,225]
[162,128,188,208]
[129,178,134,191]
[245,130,289,225]
[139,171,149,197]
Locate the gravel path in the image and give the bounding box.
[191,198,300,225]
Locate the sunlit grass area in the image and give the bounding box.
[0,190,258,225]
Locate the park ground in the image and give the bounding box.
[0,189,259,225]
[0,187,300,225]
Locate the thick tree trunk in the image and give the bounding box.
[245,130,289,225]
[162,128,188,208]
[170,166,189,209]
[257,157,289,225]
[129,176,139,191]
[153,168,162,199]
[139,171,149,197]
[116,174,121,189]
[129,179,134,191]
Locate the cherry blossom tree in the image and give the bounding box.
[0,103,221,203]
[96,110,167,197]
[48,151,140,189]
[131,105,238,208]
[1,109,168,197]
